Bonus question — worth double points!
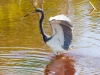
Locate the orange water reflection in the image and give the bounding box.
[44,54,75,75]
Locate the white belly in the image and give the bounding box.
[46,37,66,54]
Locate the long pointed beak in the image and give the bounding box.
[24,11,36,17]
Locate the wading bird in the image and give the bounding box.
[35,8,73,55]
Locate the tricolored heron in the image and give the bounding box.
[35,8,73,55]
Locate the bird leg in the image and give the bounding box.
[46,50,69,60]
[56,52,67,60]
[59,50,68,54]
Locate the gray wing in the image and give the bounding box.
[50,20,73,50]
[58,20,73,50]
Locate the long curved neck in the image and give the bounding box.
[39,11,47,42]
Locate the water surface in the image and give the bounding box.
[0,0,100,75]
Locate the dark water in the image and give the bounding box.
[0,0,100,75]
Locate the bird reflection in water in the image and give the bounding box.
[44,50,100,75]
[44,54,75,75]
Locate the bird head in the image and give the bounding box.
[24,8,43,17]
[35,8,43,12]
